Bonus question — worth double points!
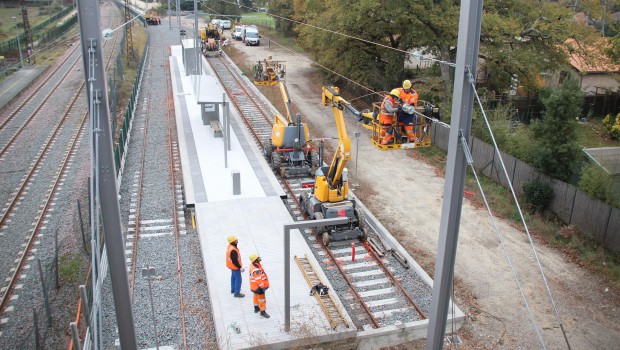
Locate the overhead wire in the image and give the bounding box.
[207,2,570,347]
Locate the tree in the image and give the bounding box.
[530,75,583,181]
[269,0,297,36]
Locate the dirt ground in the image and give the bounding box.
[214,30,620,349]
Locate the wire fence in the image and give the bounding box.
[0,6,75,55]
[432,123,620,253]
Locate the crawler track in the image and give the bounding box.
[206,55,428,328]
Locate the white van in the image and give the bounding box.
[233,25,245,40]
[242,26,260,46]
[221,20,232,29]
[210,19,222,27]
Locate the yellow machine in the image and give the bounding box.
[299,85,368,246]
[145,10,160,25]
[262,77,319,177]
[358,94,440,150]
[200,23,223,56]
[253,56,286,86]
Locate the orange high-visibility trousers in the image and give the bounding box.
[253,292,266,312]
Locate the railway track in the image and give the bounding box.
[0,15,121,322]
[206,54,428,329]
[122,25,189,348]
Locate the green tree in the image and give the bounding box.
[269,0,297,36]
[530,76,583,181]
[579,163,611,202]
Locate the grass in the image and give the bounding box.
[59,254,81,284]
[577,115,620,148]
[0,6,56,39]
[241,12,275,29]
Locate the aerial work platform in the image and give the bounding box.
[169,46,356,349]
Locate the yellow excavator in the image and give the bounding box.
[253,56,286,86]
[262,77,319,177]
[299,85,368,246]
[200,23,223,56]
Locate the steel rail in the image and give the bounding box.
[209,52,427,327]
[0,43,80,132]
[0,111,88,314]
[164,48,188,349]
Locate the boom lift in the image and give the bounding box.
[262,77,319,177]
[253,56,286,86]
[358,93,440,150]
[299,85,368,246]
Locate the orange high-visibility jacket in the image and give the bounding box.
[226,244,242,270]
[379,95,399,124]
[398,88,418,107]
[249,262,269,292]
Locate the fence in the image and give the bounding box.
[0,6,75,55]
[431,123,620,253]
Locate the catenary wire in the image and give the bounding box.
[459,130,547,349]
[467,66,572,350]
[206,4,570,347]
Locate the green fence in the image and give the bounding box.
[0,6,75,55]
[113,35,149,176]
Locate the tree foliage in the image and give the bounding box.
[579,163,611,202]
[530,76,583,181]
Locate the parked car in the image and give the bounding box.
[233,25,245,40]
[210,19,222,27]
[221,20,232,29]
[242,26,260,46]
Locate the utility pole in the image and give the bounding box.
[75,0,138,348]
[425,0,483,348]
[125,0,136,65]
[19,0,35,64]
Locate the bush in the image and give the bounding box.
[522,179,553,213]
[579,163,610,202]
[602,113,620,139]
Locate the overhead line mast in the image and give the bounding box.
[19,0,35,64]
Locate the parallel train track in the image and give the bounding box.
[206,54,427,328]
[0,18,120,318]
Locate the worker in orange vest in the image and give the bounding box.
[397,80,419,142]
[249,253,270,318]
[226,235,245,298]
[379,89,402,145]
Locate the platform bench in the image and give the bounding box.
[210,120,223,138]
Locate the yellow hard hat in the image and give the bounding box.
[390,89,401,98]
[249,253,259,262]
[227,235,238,243]
[403,80,412,89]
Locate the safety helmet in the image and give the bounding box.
[249,253,259,262]
[390,89,401,98]
[227,235,238,244]
[403,79,412,89]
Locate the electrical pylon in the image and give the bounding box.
[19,0,35,64]
[124,0,136,65]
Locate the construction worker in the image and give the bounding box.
[397,80,419,142]
[379,89,402,145]
[226,236,245,298]
[249,253,270,318]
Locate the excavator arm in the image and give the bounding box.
[321,86,356,189]
[278,78,294,124]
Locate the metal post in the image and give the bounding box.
[79,285,91,326]
[354,124,360,187]
[193,0,200,75]
[12,16,24,69]
[76,0,138,348]
[142,265,160,350]
[223,93,228,168]
[33,308,40,349]
[283,217,348,332]
[425,0,483,348]
[37,258,52,325]
[77,200,88,253]
[70,322,82,350]
[54,229,59,289]
[168,0,171,30]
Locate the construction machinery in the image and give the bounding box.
[253,56,286,86]
[262,75,319,177]
[200,23,223,56]
[299,85,368,246]
[358,92,440,150]
[145,10,160,25]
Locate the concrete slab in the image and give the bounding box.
[0,66,48,110]
[196,197,356,350]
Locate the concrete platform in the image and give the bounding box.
[169,46,356,349]
[0,65,47,110]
